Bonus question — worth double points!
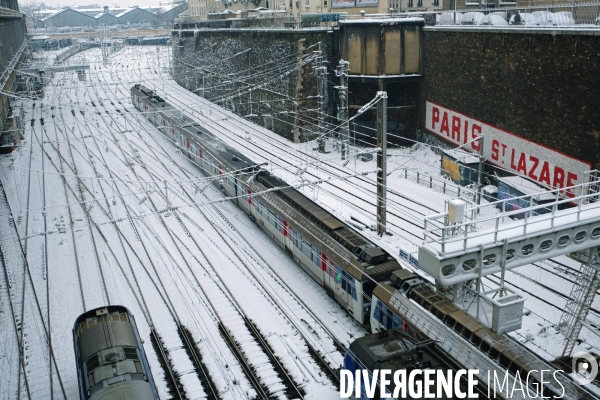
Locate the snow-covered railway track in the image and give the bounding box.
[76,66,269,399]
[100,52,360,377]
[0,177,67,399]
[88,74,310,399]
[41,71,218,399]
[94,74,346,396]
[109,81,347,391]
[124,54,428,241]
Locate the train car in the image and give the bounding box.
[131,84,398,325]
[369,270,587,399]
[73,305,158,400]
[343,328,486,399]
[129,85,592,398]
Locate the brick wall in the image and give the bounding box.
[422,27,600,169]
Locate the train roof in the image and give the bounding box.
[132,84,168,107]
[133,84,259,173]
[349,329,443,373]
[255,170,398,275]
[74,305,132,326]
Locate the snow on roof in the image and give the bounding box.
[30,35,50,40]
[441,148,480,164]
[160,3,185,12]
[42,7,96,21]
[497,175,556,200]
[95,12,117,19]
[116,6,156,18]
[339,16,424,24]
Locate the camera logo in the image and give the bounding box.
[572,351,599,385]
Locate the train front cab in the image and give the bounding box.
[73,306,158,400]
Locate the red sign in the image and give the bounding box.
[425,101,591,194]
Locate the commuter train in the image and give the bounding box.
[131,84,591,399]
[344,328,488,399]
[73,305,158,400]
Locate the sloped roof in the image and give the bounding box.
[116,6,156,18]
[95,12,117,19]
[42,7,94,21]
[160,3,187,13]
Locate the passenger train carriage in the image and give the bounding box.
[131,84,593,399]
[73,306,158,400]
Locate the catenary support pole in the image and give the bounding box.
[376,91,387,237]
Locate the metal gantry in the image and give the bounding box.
[419,171,600,334]
[559,246,600,357]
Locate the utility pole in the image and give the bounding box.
[313,45,327,153]
[376,91,387,236]
[476,134,484,205]
[336,59,349,160]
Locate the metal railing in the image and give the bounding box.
[176,3,600,29]
[423,171,600,254]
[398,167,478,203]
[433,3,600,27]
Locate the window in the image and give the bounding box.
[301,239,313,259]
[417,0,422,6]
[433,0,439,5]
[408,0,413,6]
[305,0,309,6]
[324,0,327,5]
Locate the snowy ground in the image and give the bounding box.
[1,44,599,400]
[0,46,365,399]
[124,45,600,362]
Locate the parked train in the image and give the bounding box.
[73,305,158,400]
[131,84,591,399]
[344,328,488,399]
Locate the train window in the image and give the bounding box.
[312,247,321,265]
[392,314,402,328]
[373,299,381,321]
[301,239,313,259]
[336,265,344,289]
[347,272,358,300]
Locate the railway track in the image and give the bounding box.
[95,74,341,395]
[85,60,291,399]
[124,52,430,241]
[7,45,598,399]
[40,65,229,399]
[92,54,356,396]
